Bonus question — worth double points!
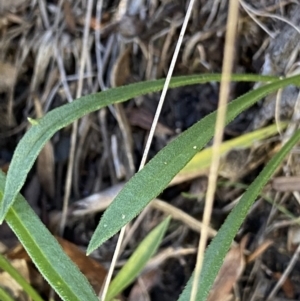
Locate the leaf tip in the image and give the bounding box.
[86,244,95,256]
[87,231,106,255]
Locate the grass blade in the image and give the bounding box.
[172,122,287,184]
[0,172,98,301]
[87,75,300,254]
[178,129,300,301]
[0,253,44,301]
[1,74,278,222]
[105,216,171,300]
[0,286,15,301]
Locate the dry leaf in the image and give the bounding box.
[71,183,125,216]
[72,185,216,237]
[273,272,295,299]
[127,107,174,138]
[247,240,273,263]
[128,270,161,301]
[287,226,300,252]
[63,0,76,34]
[31,32,54,92]
[207,237,247,301]
[37,142,55,199]
[272,176,300,192]
[7,237,107,293]
[34,97,55,199]
[0,258,31,301]
[0,61,17,92]
[0,0,28,12]
[111,47,132,87]
[56,237,107,292]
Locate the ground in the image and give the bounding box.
[1,1,300,300]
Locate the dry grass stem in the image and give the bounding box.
[59,0,94,235]
[266,243,300,300]
[190,1,240,300]
[101,0,197,298]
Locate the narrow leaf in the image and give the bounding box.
[0,253,44,301]
[1,74,278,222]
[171,122,287,185]
[178,129,300,301]
[87,75,300,254]
[0,286,15,301]
[0,172,98,301]
[106,216,171,300]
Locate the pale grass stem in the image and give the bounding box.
[59,0,94,235]
[190,1,240,301]
[100,0,196,300]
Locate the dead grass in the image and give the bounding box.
[1,0,300,300]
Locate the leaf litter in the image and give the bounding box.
[1,0,300,300]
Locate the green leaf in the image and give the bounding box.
[1,74,278,222]
[178,129,300,301]
[87,75,300,254]
[106,216,171,300]
[0,171,98,301]
[0,286,15,301]
[0,253,45,301]
[172,122,287,184]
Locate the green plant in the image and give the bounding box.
[106,216,171,300]
[0,253,44,301]
[1,73,300,300]
[0,286,15,301]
